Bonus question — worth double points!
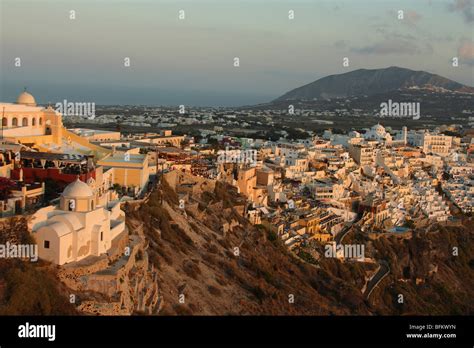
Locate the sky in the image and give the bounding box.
[1,0,473,106]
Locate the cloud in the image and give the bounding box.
[373,26,419,42]
[447,0,473,23]
[351,39,429,55]
[372,21,453,44]
[458,40,474,65]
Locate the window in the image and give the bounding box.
[1,118,6,127]
[12,117,18,127]
[22,117,28,126]
[100,232,103,241]
[44,240,50,249]
[39,117,42,125]
[32,118,36,126]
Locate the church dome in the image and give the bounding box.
[16,91,37,106]
[373,124,385,132]
[62,178,94,198]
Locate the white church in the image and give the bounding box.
[29,178,126,265]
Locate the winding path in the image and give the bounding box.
[364,260,390,300]
[335,224,352,244]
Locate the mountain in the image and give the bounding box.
[274,66,474,101]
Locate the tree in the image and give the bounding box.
[0,177,16,200]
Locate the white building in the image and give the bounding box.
[348,138,379,166]
[407,130,453,157]
[312,180,345,200]
[363,124,393,144]
[29,179,126,265]
[423,134,453,157]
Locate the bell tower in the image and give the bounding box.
[44,106,63,143]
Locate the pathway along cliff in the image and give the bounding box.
[364,260,390,300]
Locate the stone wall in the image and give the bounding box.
[58,227,161,315]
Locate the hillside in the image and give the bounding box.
[0,173,472,315]
[124,172,371,315]
[0,218,77,315]
[124,171,474,315]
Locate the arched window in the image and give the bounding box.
[22,117,28,126]
[39,117,43,125]
[12,117,18,127]
[32,118,36,126]
[1,118,7,127]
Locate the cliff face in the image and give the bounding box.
[366,223,474,315]
[0,176,472,316]
[0,217,161,316]
[57,230,161,315]
[124,171,473,315]
[125,172,371,315]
